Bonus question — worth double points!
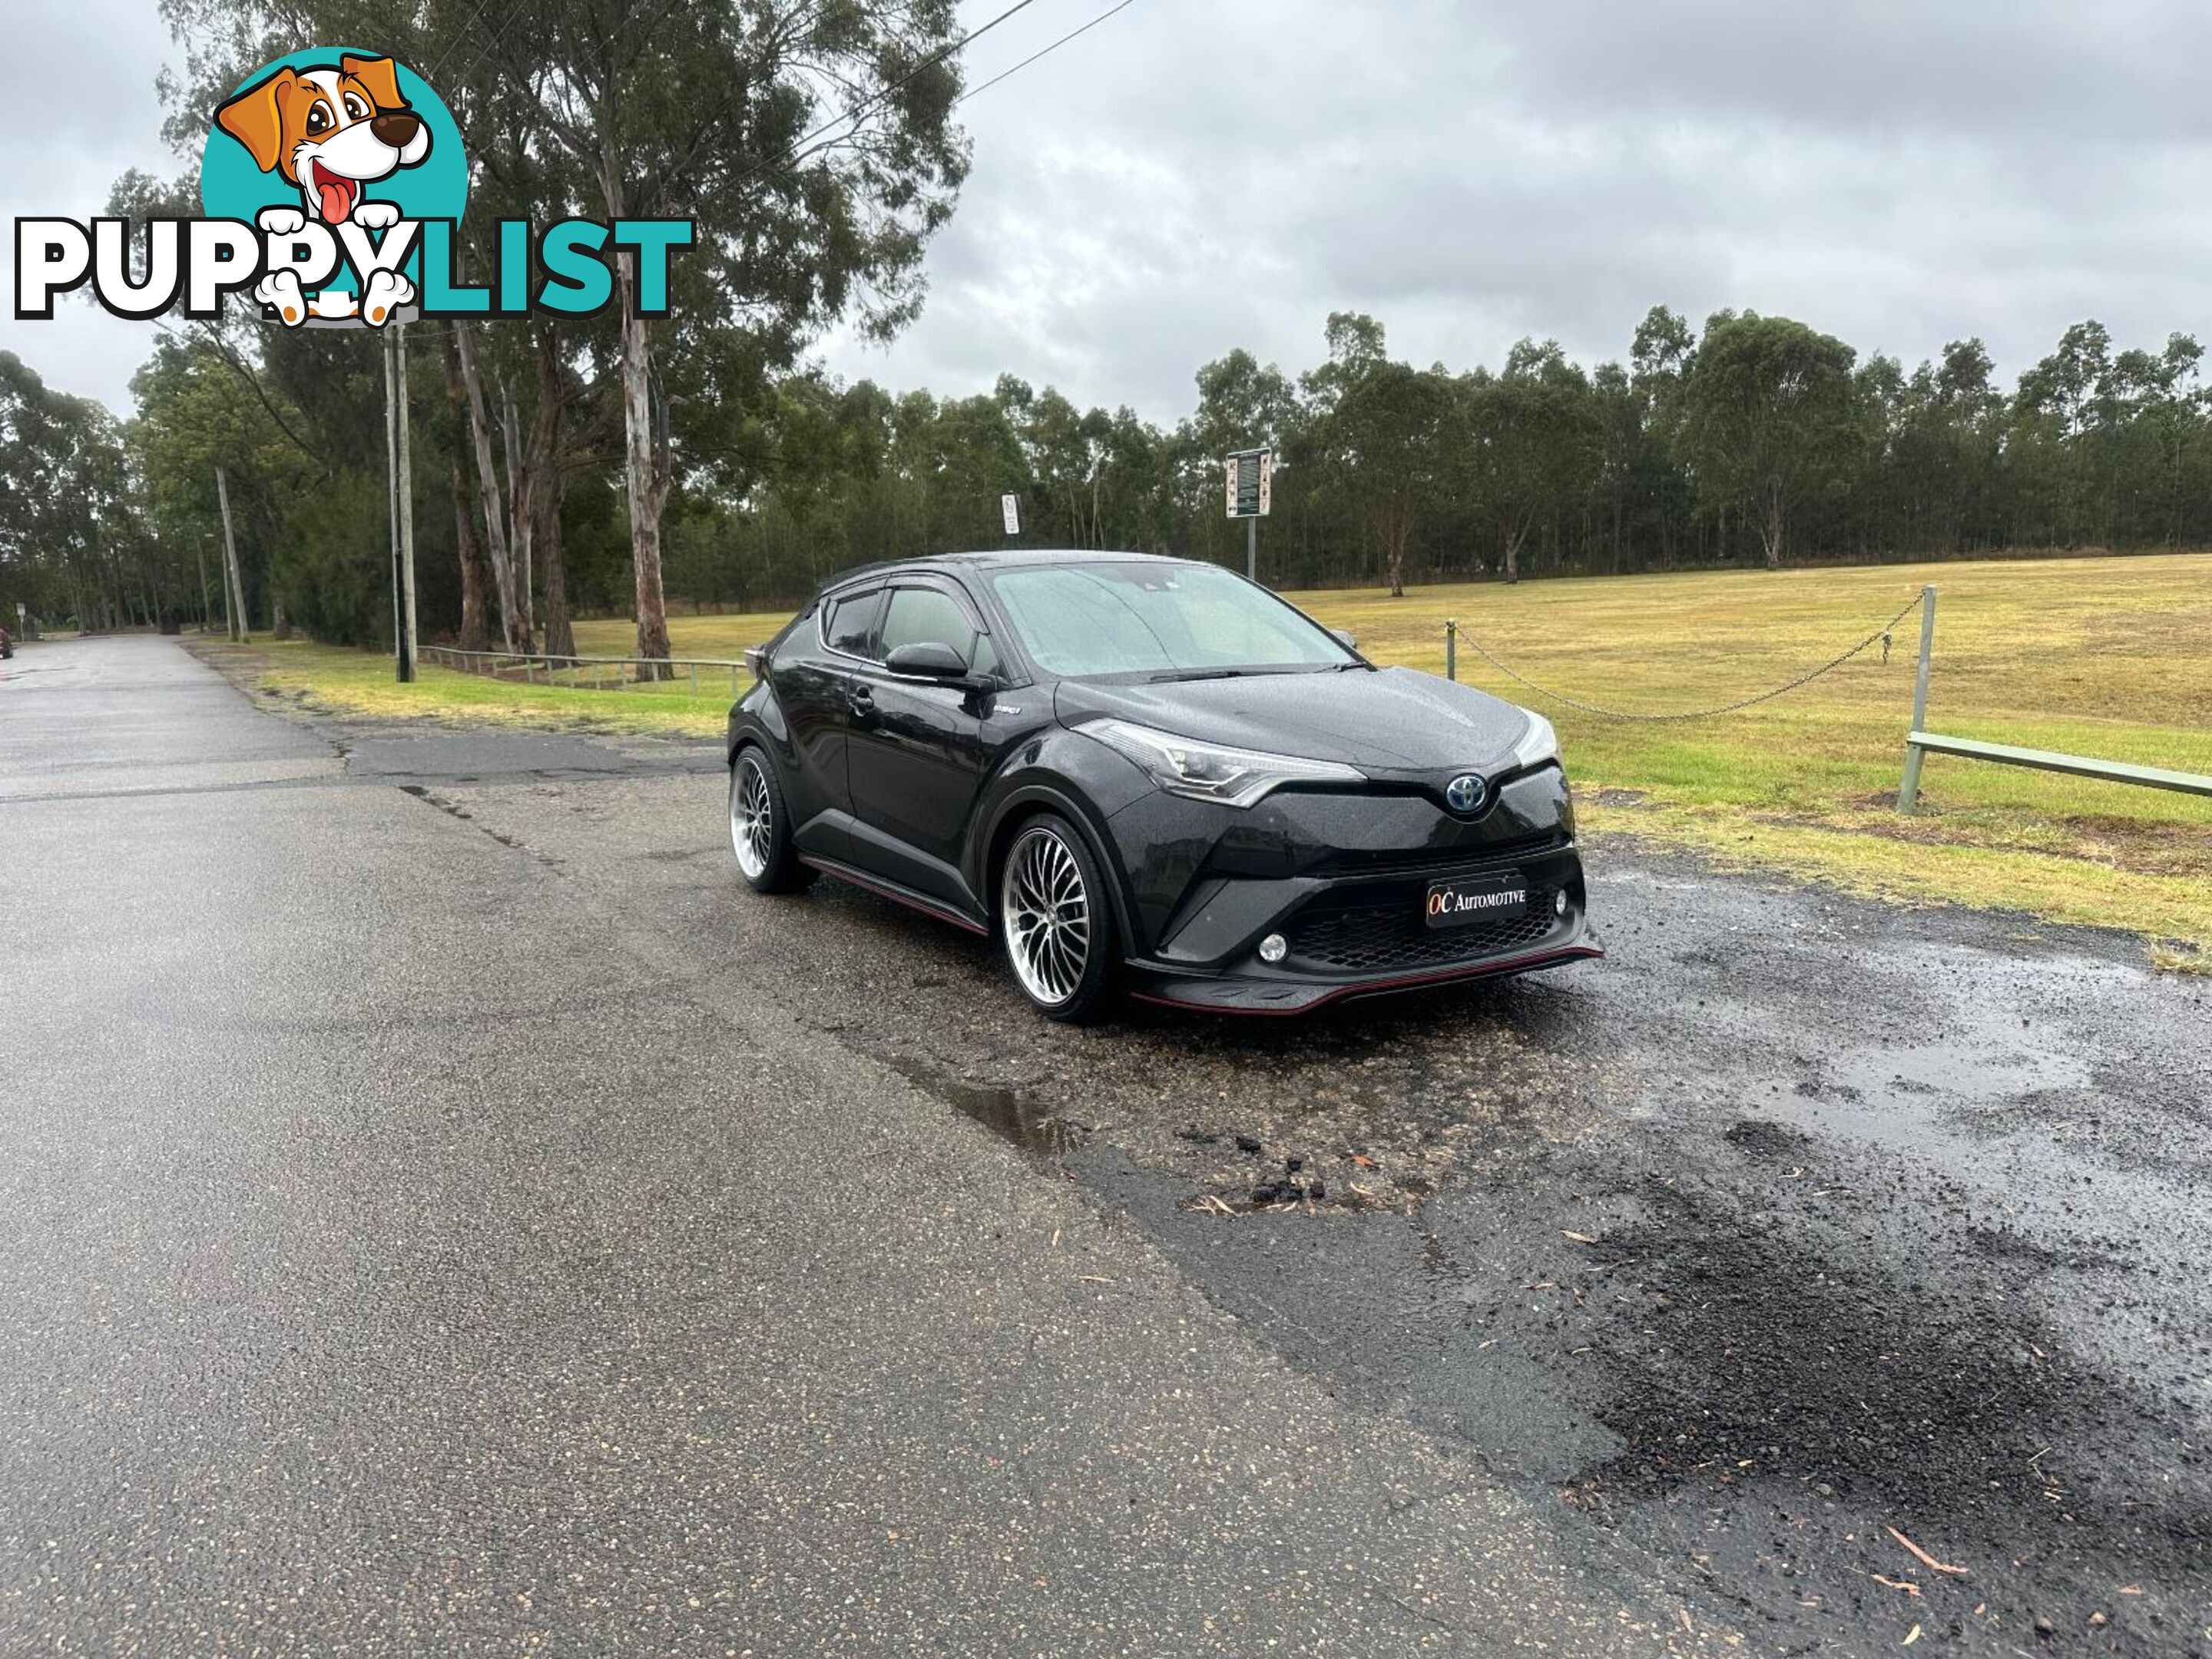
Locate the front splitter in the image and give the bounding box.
[1128,937,1604,1016]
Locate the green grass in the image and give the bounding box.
[197,552,2212,957]
[196,637,734,737]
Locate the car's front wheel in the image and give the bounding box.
[998,814,1117,1022]
[729,747,814,894]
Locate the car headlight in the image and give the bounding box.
[1511,710,1558,771]
[1085,719,1365,809]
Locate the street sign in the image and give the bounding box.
[1001,493,1021,535]
[1225,448,1272,519]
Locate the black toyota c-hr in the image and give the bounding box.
[726,551,1598,1020]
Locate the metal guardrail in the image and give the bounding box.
[421,644,752,697]
[1900,730,2212,808]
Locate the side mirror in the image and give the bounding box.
[1330,628,1358,651]
[884,640,971,680]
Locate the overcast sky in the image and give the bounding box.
[5,0,2208,426]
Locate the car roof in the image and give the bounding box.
[817,548,1189,594]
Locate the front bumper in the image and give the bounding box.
[1105,769,1599,1015]
[1124,844,1598,1013]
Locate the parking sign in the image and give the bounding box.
[1225,449,1271,519]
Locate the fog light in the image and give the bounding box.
[1555,891,1569,917]
[1258,932,1288,964]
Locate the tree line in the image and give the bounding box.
[682,306,2210,608]
[2,5,2207,648]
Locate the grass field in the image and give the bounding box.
[210,551,2212,962]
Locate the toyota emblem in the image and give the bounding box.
[1445,773,1487,814]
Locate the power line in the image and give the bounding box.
[419,0,528,98]
[727,0,1048,193]
[424,0,498,81]
[957,0,1140,107]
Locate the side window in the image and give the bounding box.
[881,586,983,666]
[823,588,885,658]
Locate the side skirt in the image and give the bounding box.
[798,855,992,938]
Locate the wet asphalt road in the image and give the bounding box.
[3,634,1718,1657]
[7,634,2210,1657]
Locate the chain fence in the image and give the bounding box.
[1448,592,1929,722]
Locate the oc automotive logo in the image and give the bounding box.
[1428,885,1526,918]
[1444,773,1488,814]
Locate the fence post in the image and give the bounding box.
[1445,618,1458,682]
[1896,585,1938,812]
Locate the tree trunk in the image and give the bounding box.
[498,388,536,647]
[534,323,575,659]
[616,253,674,675]
[439,331,492,653]
[452,323,532,653]
[539,476,575,659]
[1760,487,1785,568]
[449,455,490,652]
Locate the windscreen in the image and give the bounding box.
[987,562,1355,679]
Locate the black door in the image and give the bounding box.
[773,585,884,859]
[845,582,1000,909]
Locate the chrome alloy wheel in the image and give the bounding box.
[1001,825,1092,1008]
[730,755,773,879]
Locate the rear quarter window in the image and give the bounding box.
[823,590,885,658]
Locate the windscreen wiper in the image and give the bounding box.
[1147,664,1336,683]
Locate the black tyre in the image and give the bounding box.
[728,746,815,894]
[998,813,1118,1022]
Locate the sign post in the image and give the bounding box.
[1224,447,1272,581]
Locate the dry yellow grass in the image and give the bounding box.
[1312,554,2212,958]
[230,552,2212,958]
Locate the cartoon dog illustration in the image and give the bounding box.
[215,55,429,325]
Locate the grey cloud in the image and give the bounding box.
[826,0,2212,422]
[4,0,2206,428]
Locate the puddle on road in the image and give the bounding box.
[884,1057,1082,1157]
[1826,1038,2092,1104]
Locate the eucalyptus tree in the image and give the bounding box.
[1675,312,1870,568]
[464,0,972,670]
[1463,339,1598,584]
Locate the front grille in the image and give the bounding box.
[1286,885,1562,974]
[1306,830,1569,878]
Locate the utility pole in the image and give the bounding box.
[396,324,418,679]
[215,465,248,641]
[194,533,216,632]
[384,323,416,681]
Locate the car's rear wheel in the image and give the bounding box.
[729,747,814,894]
[999,815,1116,1022]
